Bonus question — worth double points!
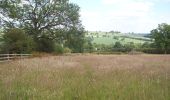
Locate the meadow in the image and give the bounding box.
[0,54,170,100]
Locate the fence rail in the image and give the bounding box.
[0,54,31,62]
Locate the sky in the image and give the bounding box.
[70,0,170,33]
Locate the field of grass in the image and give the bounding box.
[86,32,152,45]
[0,55,170,100]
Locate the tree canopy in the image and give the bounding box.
[151,23,170,54]
[0,0,85,53]
[0,0,82,34]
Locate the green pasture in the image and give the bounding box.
[86,32,152,45]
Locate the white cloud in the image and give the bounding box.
[101,0,154,15]
[80,0,156,32]
[77,0,170,33]
[80,11,104,31]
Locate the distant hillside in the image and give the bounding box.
[85,31,152,45]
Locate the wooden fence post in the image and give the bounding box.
[7,54,9,61]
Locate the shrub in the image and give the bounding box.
[1,28,35,53]
[141,48,170,54]
[124,42,135,52]
[113,42,123,49]
[54,44,64,54]
[64,47,72,53]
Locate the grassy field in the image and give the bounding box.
[0,55,170,100]
[86,32,152,45]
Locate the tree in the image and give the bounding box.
[1,28,35,53]
[112,42,126,52]
[0,32,3,52]
[151,23,170,54]
[142,42,151,48]
[65,27,85,53]
[0,0,80,35]
[124,42,135,52]
[0,0,85,52]
[84,37,94,53]
[36,33,55,52]
[113,42,123,49]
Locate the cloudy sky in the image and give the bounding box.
[70,0,170,33]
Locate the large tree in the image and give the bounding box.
[0,0,81,33]
[151,23,170,54]
[0,0,84,52]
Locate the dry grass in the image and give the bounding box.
[0,54,170,100]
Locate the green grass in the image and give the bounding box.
[92,37,147,45]
[86,32,152,45]
[0,55,170,100]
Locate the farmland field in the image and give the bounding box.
[0,54,170,100]
[86,32,152,45]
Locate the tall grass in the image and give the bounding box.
[0,55,170,100]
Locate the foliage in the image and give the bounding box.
[151,23,170,54]
[64,47,72,53]
[1,28,35,53]
[124,42,135,51]
[54,44,64,54]
[113,41,124,48]
[65,27,85,53]
[141,42,151,48]
[0,0,85,53]
[35,33,55,53]
[112,42,136,52]
[84,37,94,53]
[0,33,3,52]
[0,0,80,36]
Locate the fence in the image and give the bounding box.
[0,54,31,62]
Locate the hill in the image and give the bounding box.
[85,31,152,45]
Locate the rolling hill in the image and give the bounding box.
[86,31,152,45]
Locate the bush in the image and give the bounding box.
[54,44,64,54]
[1,28,35,53]
[124,42,135,52]
[64,47,72,53]
[141,48,170,54]
[113,42,123,49]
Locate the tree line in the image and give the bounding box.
[84,23,170,54]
